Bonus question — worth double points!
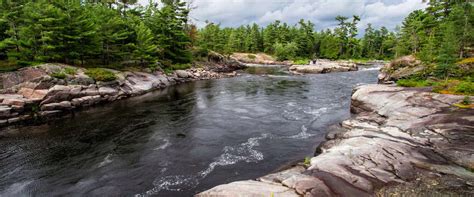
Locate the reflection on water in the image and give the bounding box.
[0,69,378,196]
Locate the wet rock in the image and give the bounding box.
[0,106,12,118]
[40,101,72,111]
[71,95,102,107]
[98,87,118,96]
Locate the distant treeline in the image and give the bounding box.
[0,0,472,70]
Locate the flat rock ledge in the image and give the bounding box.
[0,62,244,128]
[197,84,474,197]
[289,59,358,74]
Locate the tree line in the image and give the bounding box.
[0,0,472,71]
[197,16,399,61]
[0,0,192,69]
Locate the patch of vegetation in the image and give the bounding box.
[247,54,256,60]
[293,59,310,65]
[457,57,474,65]
[454,96,473,109]
[50,72,67,79]
[396,79,434,87]
[304,157,311,166]
[397,77,474,96]
[432,80,474,96]
[64,67,77,75]
[85,68,116,82]
[0,60,22,72]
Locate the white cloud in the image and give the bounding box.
[139,0,428,32]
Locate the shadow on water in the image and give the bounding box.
[0,68,379,196]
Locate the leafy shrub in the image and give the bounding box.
[85,68,116,82]
[51,72,67,79]
[274,42,298,61]
[247,54,256,60]
[455,81,474,95]
[64,67,77,75]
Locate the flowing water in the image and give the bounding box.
[0,65,379,196]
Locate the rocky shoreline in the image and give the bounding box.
[197,84,473,196]
[0,58,245,128]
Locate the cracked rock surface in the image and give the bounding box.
[197,84,474,197]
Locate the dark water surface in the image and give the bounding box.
[0,67,378,196]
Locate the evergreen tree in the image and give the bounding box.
[132,21,158,66]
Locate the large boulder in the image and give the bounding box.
[378,55,425,83]
[175,70,191,78]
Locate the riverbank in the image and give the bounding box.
[197,84,474,196]
[0,58,245,128]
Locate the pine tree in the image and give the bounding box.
[132,21,158,66]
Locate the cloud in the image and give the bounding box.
[138,0,428,32]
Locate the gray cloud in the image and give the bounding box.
[138,0,427,31]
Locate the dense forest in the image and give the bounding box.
[0,0,472,73]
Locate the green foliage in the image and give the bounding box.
[85,68,116,82]
[304,157,311,166]
[396,79,433,87]
[274,42,297,61]
[64,67,77,75]
[293,59,310,65]
[50,72,67,79]
[0,0,192,69]
[456,81,474,95]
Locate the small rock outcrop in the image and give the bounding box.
[198,84,474,197]
[289,59,358,74]
[378,55,425,83]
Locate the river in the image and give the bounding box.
[0,66,379,196]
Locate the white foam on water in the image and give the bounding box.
[282,125,315,139]
[0,181,33,196]
[98,154,114,168]
[154,139,171,150]
[136,134,269,196]
[303,107,328,116]
[199,134,267,178]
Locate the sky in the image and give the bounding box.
[138,0,428,32]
